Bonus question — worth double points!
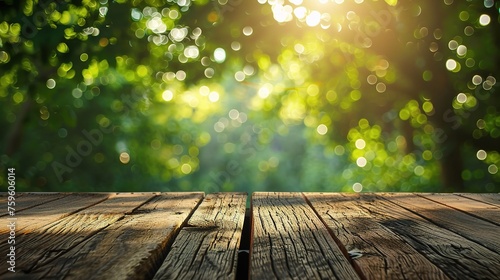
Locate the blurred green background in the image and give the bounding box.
[1,0,499,193]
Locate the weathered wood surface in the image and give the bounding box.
[420,193,500,225]
[1,192,499,280]
[153,192,247,280]
[456,193,500,206]
[356,193,500,279]
[0,193,109,235]
[304,192,449,280]
[250,192,359,280]
[383,193,500,252]
[0,193,66,217]
[23,192,204,280]
[2,193,157,277]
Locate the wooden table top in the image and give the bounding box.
[1,192,499,279]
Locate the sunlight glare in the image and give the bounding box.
[204,68,214,78]
[214,48,226,63]
[243,65,255,75]
[456,93,467,104]
[355,139,366,149]
[231,41,241,51]
[306,11,321,27]
[317,124,328,135]
[176,70,186,81]
[243,26,253,36]
[229,109,239,120]
[376,83,386,93]
[294,43,305,54]
[367,75,377,85]
[352,183,362,192]
[488,164,498,174]
[234,71,245,82]
[356,157,367,167]
[162,90,174,101]
[209,91,219,102]
[46,79,56,89]
[184,45,199,59]
[448,40,458,50]
[181,163,192,174]
[272,4,293,23]
[119,152,130,164]
[476,150,487,160]
[258,84,273,98]
[258,88,269,98]
[456,45,467,56]
[414,166,425,176]
[472,75,482,85]
[199,86,210,96]
[479,14,491,26]
[484,0,494,8]
[214,121,225,132]
[170,27,188,42]
[464,26,474,36]
[445,59,457,71]
[294,7,307,19]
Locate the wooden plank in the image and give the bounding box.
[357,193,500,279]
[304,193,449,280]
[419,193,500,225]
[0,193,67,217]
[0,193,155,276]
[250,192,359,280]
[153,192,247,280]
[381,193,500,252]
[18,192,204,280]
[456,193,500,206]
[0,193,109,235]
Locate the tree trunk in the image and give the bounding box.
[439,137,465,192]
[4,86,34,156]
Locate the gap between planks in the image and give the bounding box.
[153,192,247,280]
[250,192,360,280]
[4,193,500,279]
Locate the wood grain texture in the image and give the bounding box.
[358,193,500,279]
[0,193,66,218]
[0,193,109,236]
[2,192,499,279]
[250,192,359,280]
[381,193,500,252]
[18,192,204,280]
[304,192,449,280]
[153,192,247,280]
[1,193,155,277]
[420,193,500,225]
[456,193,500,206]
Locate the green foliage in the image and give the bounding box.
[0,0,499,192]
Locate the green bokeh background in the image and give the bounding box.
[1,0,499,193]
